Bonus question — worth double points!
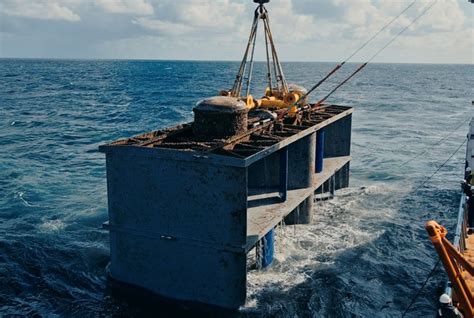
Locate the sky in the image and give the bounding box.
[0,0,473,64]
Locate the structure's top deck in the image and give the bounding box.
[100,104,352,163]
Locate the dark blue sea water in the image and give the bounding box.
[0,59,472,317]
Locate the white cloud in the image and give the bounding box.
[95,0,153,15]
[132,17,192,36]
[107,0,473,64]
[174,0,245,28]
[0,0,472,63]
[1,0,81,21]
[145,0,246,33]
[416,0,466,32]
[130,0,247,38]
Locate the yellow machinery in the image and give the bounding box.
[219,0,307,116]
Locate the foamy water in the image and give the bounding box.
[0,59,472,316]
[244,185,401,316]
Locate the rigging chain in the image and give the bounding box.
[231,7,259,97]
[231,3,288,98]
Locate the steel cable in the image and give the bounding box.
[401,258,441,317]
[412,137,466,193]
[312,0,438,106]
[344,0,417,63]
[368,0,438,64]
[401,136,467,316]
[397,115,471,168]
[245,20,259,96]
[298,0,418,104]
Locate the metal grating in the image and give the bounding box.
[106,104,352,159]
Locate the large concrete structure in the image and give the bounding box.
[99,104,353,309]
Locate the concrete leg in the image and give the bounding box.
[298,193,314,224]
[330,175,336,198]
[288,133,315,189]
[279,148,288,202]
[335,162,350,190]
[284,193,314,225]
[282,131,316,225]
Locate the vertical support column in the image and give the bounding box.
[299,195,314,224]
[322,114,351,158]
[284,133,315,225]
[279,147,288,202]
[334,162,350,190]
[330,174,336,198]
[288,132,316,189]
[285,193,314,225]
[316,129,325,173]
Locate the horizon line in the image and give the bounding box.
[0,56,473,66]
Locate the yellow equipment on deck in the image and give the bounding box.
[220,0,308,116]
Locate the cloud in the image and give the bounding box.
[0,0,472,63]
[132,17,192,36]
[290,0,468,39]
[416,0,466,32]
[95,0,154,16]
[170,0,245,28]
[1,0,81,22]
[130,0,248,39]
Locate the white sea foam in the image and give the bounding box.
[243,183,403,312]
[39,219,66,231]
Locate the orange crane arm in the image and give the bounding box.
[425,220,474,317]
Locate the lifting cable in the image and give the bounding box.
[231,9,259,97]
[264,19,273,92]
[312,0,439,107]
[400,106,472,317]
[401,136,467,315]
[262,6,288,94]
[245,19,259,97]
[386,133,466,316]
[232,3,288,98]
[343,0,417,66]
[412,137,467,193]
[401,258,441,317]
[297,0,417,104]
[313,138,467,312]
[397,115,471,168]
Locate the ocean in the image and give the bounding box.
[0,59,472,317]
